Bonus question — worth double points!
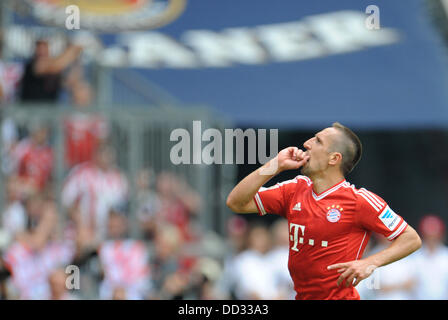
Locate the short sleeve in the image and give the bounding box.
[356,188,408,241]
[253,176,305,218]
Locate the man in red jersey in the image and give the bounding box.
[226,122,422,300]
[13,123,53,192]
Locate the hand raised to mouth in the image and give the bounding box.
[276,147,310,172]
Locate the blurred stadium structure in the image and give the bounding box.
[0,0,236,300]
[1,105,234,234]
[0,0,236,236]
[0,0,448,300]
[426,0,448,46]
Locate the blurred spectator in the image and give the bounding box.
[158,270,190,300]
[112,287,128,300]
[365,234,415,300]
[150,223,184,299]
[10,122,54,193]
[154,172,201,242]
[1,176,27,239]
[64,62,92,107]
[266,219,295,300]
[61,143,128,242]
[48,268,78,300]
[409,215,448,299]
[1,117,18,175]
[136,168,161,241]
[64,63,109,168]
[2,196,74,299]
[0,254,12,299]
[0,49,23,174]
[228,223,279,300]
[179,257,222,300]
[214,216,249,299]
[0,50,23,104]
[98,206,151,300]
[19,39,82,103]
[226,216,249,256]
[64,199,100,300]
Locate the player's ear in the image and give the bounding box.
[328,152,342,166]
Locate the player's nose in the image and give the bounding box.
[303,138,312,150]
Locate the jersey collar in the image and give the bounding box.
[312,179,346,201]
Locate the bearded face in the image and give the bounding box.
[300,127,341,177]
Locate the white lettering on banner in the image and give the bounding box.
[183,28,267,67]
[305,12,363,54]
[4,11,399,67]
[123,33,198,68]
[257,21,326,61]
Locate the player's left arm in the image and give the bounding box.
[327,224,421,287]
[328,190,421,287]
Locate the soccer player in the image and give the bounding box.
[226,122,422,300]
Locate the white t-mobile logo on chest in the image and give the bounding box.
[289,223,328,251]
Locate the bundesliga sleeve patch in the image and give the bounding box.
[378,206,401,231]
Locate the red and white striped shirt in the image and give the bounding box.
[98,239,150,299]
[3,241,75,300]
[61,162,128,241]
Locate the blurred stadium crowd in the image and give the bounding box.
[0,39,448,300]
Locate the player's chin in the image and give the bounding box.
[300,165,310,176]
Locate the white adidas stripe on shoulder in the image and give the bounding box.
[361,188,384,206]
[344,183,386,212]
[278,178,299,186]
[354,188,385,212]
[258,176,304,192]
[259,185,279,192]
[359,188,384,207]
[342,182,357,193]
[296,175,312,186]
[358,192,381,212]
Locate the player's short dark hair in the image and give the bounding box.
[330,122,362,176]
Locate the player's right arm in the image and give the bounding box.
[34,45,83,75]
[226,147,310,214]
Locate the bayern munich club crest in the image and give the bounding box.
[326,205,343,223]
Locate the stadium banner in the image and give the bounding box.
[4,0,448,129]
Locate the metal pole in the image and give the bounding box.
[1,0,15,61]
[127,113,143,238]
[53,108,66,230]
[95,65,111,109]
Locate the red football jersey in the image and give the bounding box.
[64,114,109,167]
[14,139,53,190]
[253,175,408,300]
